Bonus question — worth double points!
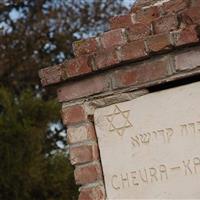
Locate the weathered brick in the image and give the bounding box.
[92,49,120,70]
[39,64,63,86]
[57,75,110,102]
[79,186,105,200]
[130,5,141,13]
[172,25,200,46]
[100,28,127,49]
[135,6,160,24]
[73,37,99,56]
[146,33,173,53]
[65,55,92,78]
[180,7,200,25]
[161,0,189,14]
[174,48,200,71]
[109,14,133,29]
[70,144,99,165]
[67,123,96,144]
[127,23,152,41]
[118,40,148,62]
[74,163,102,185]
[112,56,171,89]
[61,105,88,125]
[153,14,179,34]
[191,0,200,7]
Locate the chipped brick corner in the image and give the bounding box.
[38,0,200,199]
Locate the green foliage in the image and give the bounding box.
[0,87,78,200]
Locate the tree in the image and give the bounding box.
[0,0,128,199]
[0,0,128,93]
[0,87,78,200]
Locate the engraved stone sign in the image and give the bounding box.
[94,82,200,199]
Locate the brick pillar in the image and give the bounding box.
[39,0,200,199]
[61,103,106,199]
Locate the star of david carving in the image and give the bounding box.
[105,105,133,136]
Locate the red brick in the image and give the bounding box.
[70,144,99,165]
[79,186,105,200]
[65,55,92,78]
[130,5,141,13]
[135,6,161,24]
[118,40,148,62]
[67,123,96,144]
[57,75,110,102]
[173,25,199,46]
[74,163,102,185]
[127,23,152,41]
[92,49,120,70]
[73,37,99,56]
[174,49,200,71]
[146,33,173,53]
[153,14,179,34]
[112,56,171,89]
[100,28,127,49]
[161,0,189,14]
[39,64,64,86]
[109,14,133,29]
[191,0,200,7]
[61,105,88,125]
[180,7,200,25]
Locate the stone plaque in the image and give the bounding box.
[94,82,200,199]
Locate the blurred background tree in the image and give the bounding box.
[0,0,129,199]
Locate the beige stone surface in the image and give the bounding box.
[94,81,200,199]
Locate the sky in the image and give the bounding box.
[124,0,136,7]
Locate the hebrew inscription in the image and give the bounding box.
[94,82,200,199]
[130,121,200,149]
